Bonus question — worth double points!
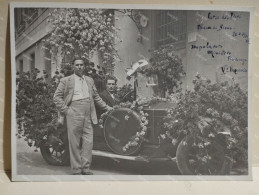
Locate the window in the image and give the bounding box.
[15,8,40,39]
[15,8,25,39]
[24,8,38,25]
[44,48,51,80]
[19,59,23,73]
[30,53,35,73]
[155,10,187,47]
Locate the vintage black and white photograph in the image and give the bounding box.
[10,3,252,181]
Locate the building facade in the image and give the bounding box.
[14,8,249,97]
[114,10,249,97]
[15,8,53,79]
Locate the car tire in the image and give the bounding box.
[176,134,233,175]
[40,139,70,166]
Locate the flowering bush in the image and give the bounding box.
[16,70,58,149]
[45,8,119,67]
[141,45,186,95]
[161,73,248,166]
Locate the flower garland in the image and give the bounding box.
[139,45,186,95]
[99,96,171,152]
[99,97,148,152]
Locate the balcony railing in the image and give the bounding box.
[16,23,26,38]
[15,8,48,39]
[25,10,39,26]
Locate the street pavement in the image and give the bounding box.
[16,137,181,175]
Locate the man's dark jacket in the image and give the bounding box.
[99,90,119,107]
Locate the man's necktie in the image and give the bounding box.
[81,77,89,98]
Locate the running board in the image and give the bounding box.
[92,150,177,162]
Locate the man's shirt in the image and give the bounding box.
[72,74,90,101]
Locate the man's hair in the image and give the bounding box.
[72,57,84,64]
[106,75,117,84]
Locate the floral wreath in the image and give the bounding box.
[99,96,170,152]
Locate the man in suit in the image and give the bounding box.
[53,57,112,175]
[99,75,119,107]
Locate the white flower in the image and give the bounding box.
[171,139,177,145]
[141,117,147,121]
[100,40,104,46]
[208,133,215,138]
[142,126,147,131]
[140,131,146,136]
[124,115,129,121]
[160,134,166,139]
[198,143,204,148]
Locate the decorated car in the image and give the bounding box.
[39,99,234,175]
[17,71,247,175]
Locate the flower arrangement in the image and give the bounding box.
[161,73,248,166]
[44,8,120,67]
[140,45,186,96]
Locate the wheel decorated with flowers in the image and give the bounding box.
[103,108,147,155]
[176,134,233,175]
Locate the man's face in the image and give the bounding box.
[106,79,116,93]
[73,59,84,77]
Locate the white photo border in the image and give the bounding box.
[10,2,254,181]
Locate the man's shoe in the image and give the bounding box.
[82,171,93,175]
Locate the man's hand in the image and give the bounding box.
[106,106,113,112]
[57,112,65,126]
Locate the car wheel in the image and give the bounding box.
[40,138,70,166]
[176,134,233,175]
